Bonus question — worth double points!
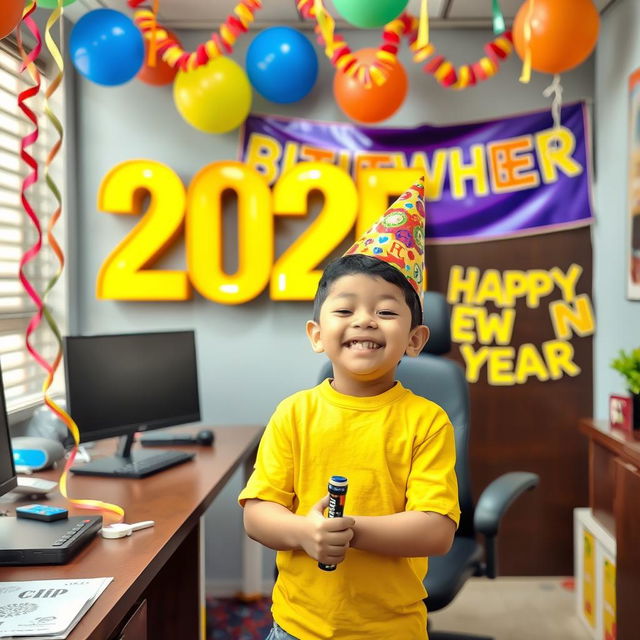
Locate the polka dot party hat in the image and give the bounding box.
[344,176,425,299]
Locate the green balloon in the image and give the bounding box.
[36,0,78,8]
[333,0,409,29]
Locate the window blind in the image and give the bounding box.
[0,37,67,412]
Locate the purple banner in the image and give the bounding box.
[239,103,594,243]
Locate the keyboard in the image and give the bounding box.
[71,450,195,478]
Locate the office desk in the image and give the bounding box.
[0,424,263,640]
[579,418,640,640]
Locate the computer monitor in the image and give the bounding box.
[63,330,201,478]
[0,363,17,497]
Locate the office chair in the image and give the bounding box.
[318,291,539,640]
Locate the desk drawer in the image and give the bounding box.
[112,599,147,640]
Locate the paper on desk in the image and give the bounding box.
[0,577,112,638]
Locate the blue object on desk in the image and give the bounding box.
[11,437,65,471]
[17,505,69,522]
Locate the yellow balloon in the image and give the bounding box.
[173,56,252,134]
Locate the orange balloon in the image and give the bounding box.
[0,0,23,40]
[333,48,407,124]
[513,0,599,75]
[137,29,180,86]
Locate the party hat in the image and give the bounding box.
[345,177,425,298]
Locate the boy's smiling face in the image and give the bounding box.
[306,273,429,397]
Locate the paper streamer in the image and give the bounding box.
[16,2,45,377]
[519,0,535,83]
[133,0,510,90]
[134,0,262,72]
[416,0,429,50]
[149,0,159,67]
[298,0,401,87]
[19,2,124,523]
[492,0,506,35]
[297,0,512,90]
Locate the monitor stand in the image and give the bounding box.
[70,433,194,479]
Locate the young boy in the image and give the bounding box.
[239,178,460,640]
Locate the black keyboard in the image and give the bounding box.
[71,450,195,478]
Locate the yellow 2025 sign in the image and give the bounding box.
[97,161,422,304]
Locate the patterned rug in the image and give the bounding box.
[206,596,273,640]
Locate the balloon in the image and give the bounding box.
[246,27,318,103]
[0,0,23,40]
[333,0,408,29]
[137,29,180,86]
[173,56,252,134]
[70,9,144,86]
[333,49,408,124]
[37,0,78,8]
[513,0,600,75]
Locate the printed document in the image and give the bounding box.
[0,577,112,638]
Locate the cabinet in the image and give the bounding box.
[112,600,147,640]
[579,419,640,640]
[574,508,616,640]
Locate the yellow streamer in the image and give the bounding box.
[519,0,534,83]
[42,1,124,523]
[417,0,429,49]
[148,0,159,67]
[48,397,125,522]
[313,0,337,60]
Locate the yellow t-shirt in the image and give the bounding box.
[238,379,460,640]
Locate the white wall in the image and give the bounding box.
[69,26,595,588]
[594,0,640,417]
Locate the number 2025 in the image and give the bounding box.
[97,160,422,304]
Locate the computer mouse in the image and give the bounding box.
[197,429,215,446]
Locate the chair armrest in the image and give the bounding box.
[474,472,539,537]
[473,472,539,579]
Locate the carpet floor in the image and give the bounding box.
[206,596,273,640]
[206,578,588,640]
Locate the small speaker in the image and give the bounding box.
[11,436,65,471]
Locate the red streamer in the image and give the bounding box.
[16,3,48,373]
[17,2,125,524]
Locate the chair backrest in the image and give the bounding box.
[317,291,475,538]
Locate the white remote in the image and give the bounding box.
[12,477,58,496]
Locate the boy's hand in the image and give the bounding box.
[299,494,354,565]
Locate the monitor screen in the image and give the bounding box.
[64,330,201,443]
[0,364,17,497]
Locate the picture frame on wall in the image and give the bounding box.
[627,69,640,300]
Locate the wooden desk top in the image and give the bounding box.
[579,418,640,468]
[0,424,263,640]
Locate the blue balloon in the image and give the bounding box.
[246,27,318,104]
[70,9,144,86]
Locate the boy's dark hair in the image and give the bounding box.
[313,254,423,328]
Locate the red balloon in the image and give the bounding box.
[137,29,180,86]
[513,0,600,75]
[0,0,23,40]
[333,48,407,124]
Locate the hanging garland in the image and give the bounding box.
[296,0,513,90]
[134,0,263,72]
[134,0,511,89]
[418,29,513,89]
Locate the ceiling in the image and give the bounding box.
[65,0,618,30]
